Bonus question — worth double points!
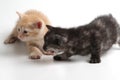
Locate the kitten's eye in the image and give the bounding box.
[18,28,20,32]
[54,39,60,45]
[23,30,28,34]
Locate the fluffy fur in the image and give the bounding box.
[4,10,52,59]
[43,14,119,63]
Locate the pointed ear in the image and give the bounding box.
[33,21,42,29]
[16,11,22,19]
[46,25,54,30]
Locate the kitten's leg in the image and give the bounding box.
[4,35,18,44]
[27,45,42,59]
[54,48,74,61]
[4,27,18,44]
[89,33,101,63]
[30,47,42,59]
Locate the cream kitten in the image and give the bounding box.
[4,10,52,59]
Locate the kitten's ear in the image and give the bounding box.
[46,25,54,30]
[34,21,42,29]
[16,11,22,19]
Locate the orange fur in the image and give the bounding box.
[4,9,52,59]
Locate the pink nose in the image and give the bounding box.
[18,35,23,39]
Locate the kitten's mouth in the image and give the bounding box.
[46,48,64,55]
[46,50,55,55]
[18,36,24,41]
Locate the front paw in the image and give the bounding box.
[29,53,41,59]
[53,55,68,61]
[4,37,17,44]
[89,58,101,63]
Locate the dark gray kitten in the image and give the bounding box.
[43,14,119,63]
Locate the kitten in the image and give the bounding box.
[4,10,53,59]
[43,14,119,63]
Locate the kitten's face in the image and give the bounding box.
[17,25,39,41]
[16,15,43,42]
[43,25,67,54]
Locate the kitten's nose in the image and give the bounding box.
[19,35,22,38]
[18,34,23,39]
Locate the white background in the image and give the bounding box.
[0,0,120,80]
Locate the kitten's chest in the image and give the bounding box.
[27,39,44,48]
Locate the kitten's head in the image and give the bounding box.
[43,25,67,54]
[16,12,45,42]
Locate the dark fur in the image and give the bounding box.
[43,14,119,63]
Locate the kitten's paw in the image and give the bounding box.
[4,37,17,44]
[53,55,68,61]
[89,58,101,63]
[29,52,41,59]
[29,55,41,59]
